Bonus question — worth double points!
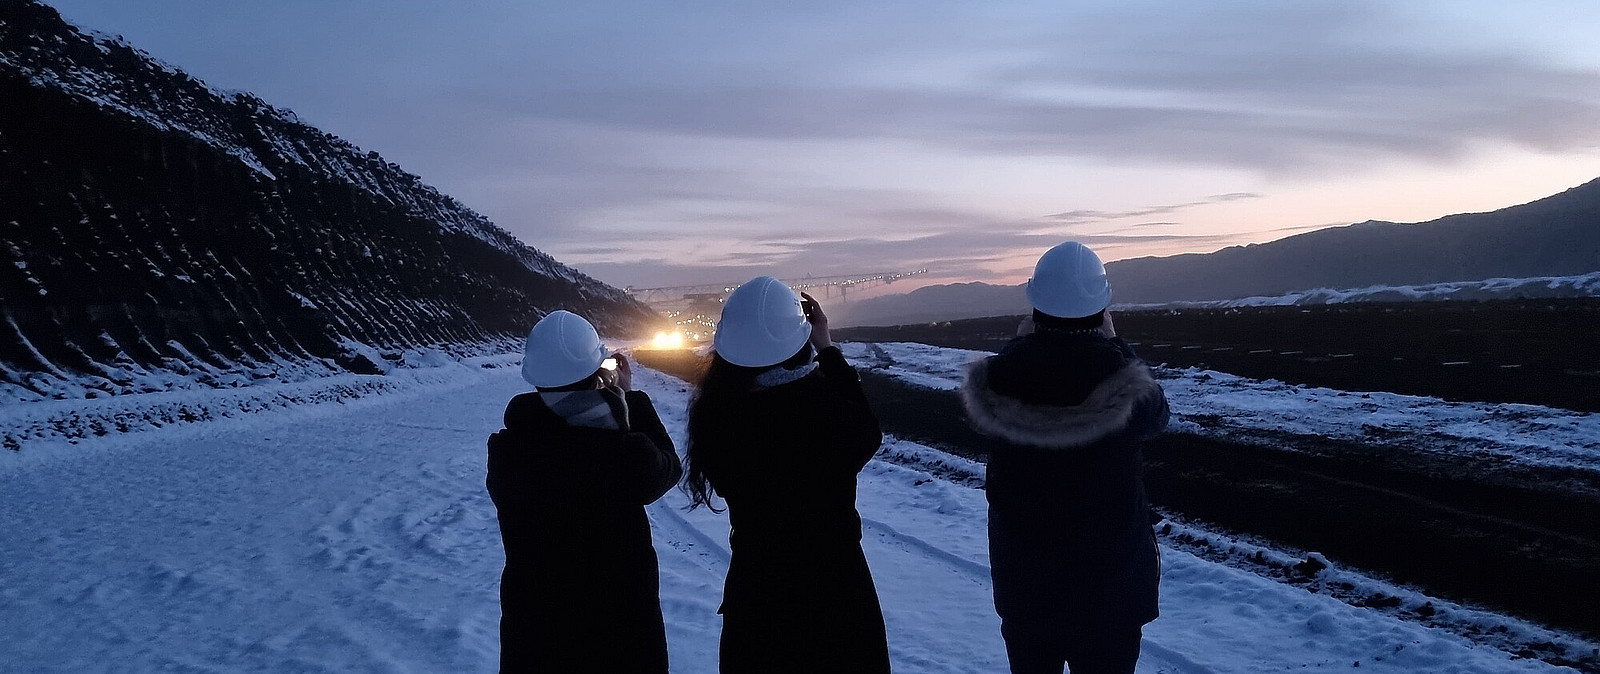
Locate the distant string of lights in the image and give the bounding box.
[628,269,929,346]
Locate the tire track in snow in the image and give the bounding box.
[1137,640,1217,674]
[860,516,993,583]
[647,498,732,574]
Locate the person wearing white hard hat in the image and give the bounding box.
[486,310,682,673]
[960,242,1169,674]
[683,276,889,673]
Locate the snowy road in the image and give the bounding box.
[0,361,1576,672]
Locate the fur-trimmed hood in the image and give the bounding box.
[961,356,1163,449]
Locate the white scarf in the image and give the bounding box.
[752,361,819,391]
[538,388,629,431]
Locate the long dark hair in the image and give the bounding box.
[1033,308,1105,333]
[683,344,815,511]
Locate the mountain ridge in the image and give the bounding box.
[834,178,1600,326]
[1108,177,1600,303]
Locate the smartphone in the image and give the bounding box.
[801,297,816,320]
[601,357,619,371]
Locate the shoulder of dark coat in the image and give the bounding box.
[502,392,552,429]
[493,393,588,454]
[960,356,1162,449]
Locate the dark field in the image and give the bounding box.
[835,298,1600,412]
[633,342,1600,649]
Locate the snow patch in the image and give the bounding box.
[842,341,1600,476]
[1117,272,1600,310]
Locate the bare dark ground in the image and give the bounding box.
[634,347,1600,656]
[834,298,1600,412]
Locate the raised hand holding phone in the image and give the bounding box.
[800,292,832,350]
[612,352,633,391]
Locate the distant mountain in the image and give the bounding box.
[1108,179,1600,303]
[832,282,1027,327]
[837,178,1600,326]
[0,1,654,401]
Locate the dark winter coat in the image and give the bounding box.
[486,389,682,674]
[697,346,889,674]
[961,330,1169,634]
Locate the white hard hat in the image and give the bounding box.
[713,276,812,368]
[1025,241,1112,319]
[521,310,608,388]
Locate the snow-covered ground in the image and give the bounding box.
[839,341,1600,477]
[0,349,519,452]
[0,357,1582,672]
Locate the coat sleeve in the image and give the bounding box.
[485,428,533,516]
[1126,380,1170,441]
[615,390,683,505]
[814,345,884,471]
[485,430,510,507]
[1109,338,1170,441]
[1110,336,1139,360]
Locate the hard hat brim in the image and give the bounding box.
[714,320,811,368]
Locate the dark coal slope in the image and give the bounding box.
[836,298,1600,412]
[1140,431,1600,642]
[0,1,653,400]
[1107,179,1600,303]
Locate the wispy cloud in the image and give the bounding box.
[1046,193,1266,224]
[50,0,1600,290]
[578,224,1239,288]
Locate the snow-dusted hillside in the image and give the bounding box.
[1117,271,1600,310]
[0,2,591,282]
[0,358,1583,672]
[0,0,653,404]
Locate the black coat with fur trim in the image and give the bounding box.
[486,389,681,673]
[961,331,1169,631]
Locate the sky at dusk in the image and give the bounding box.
[46,0,1600,296]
